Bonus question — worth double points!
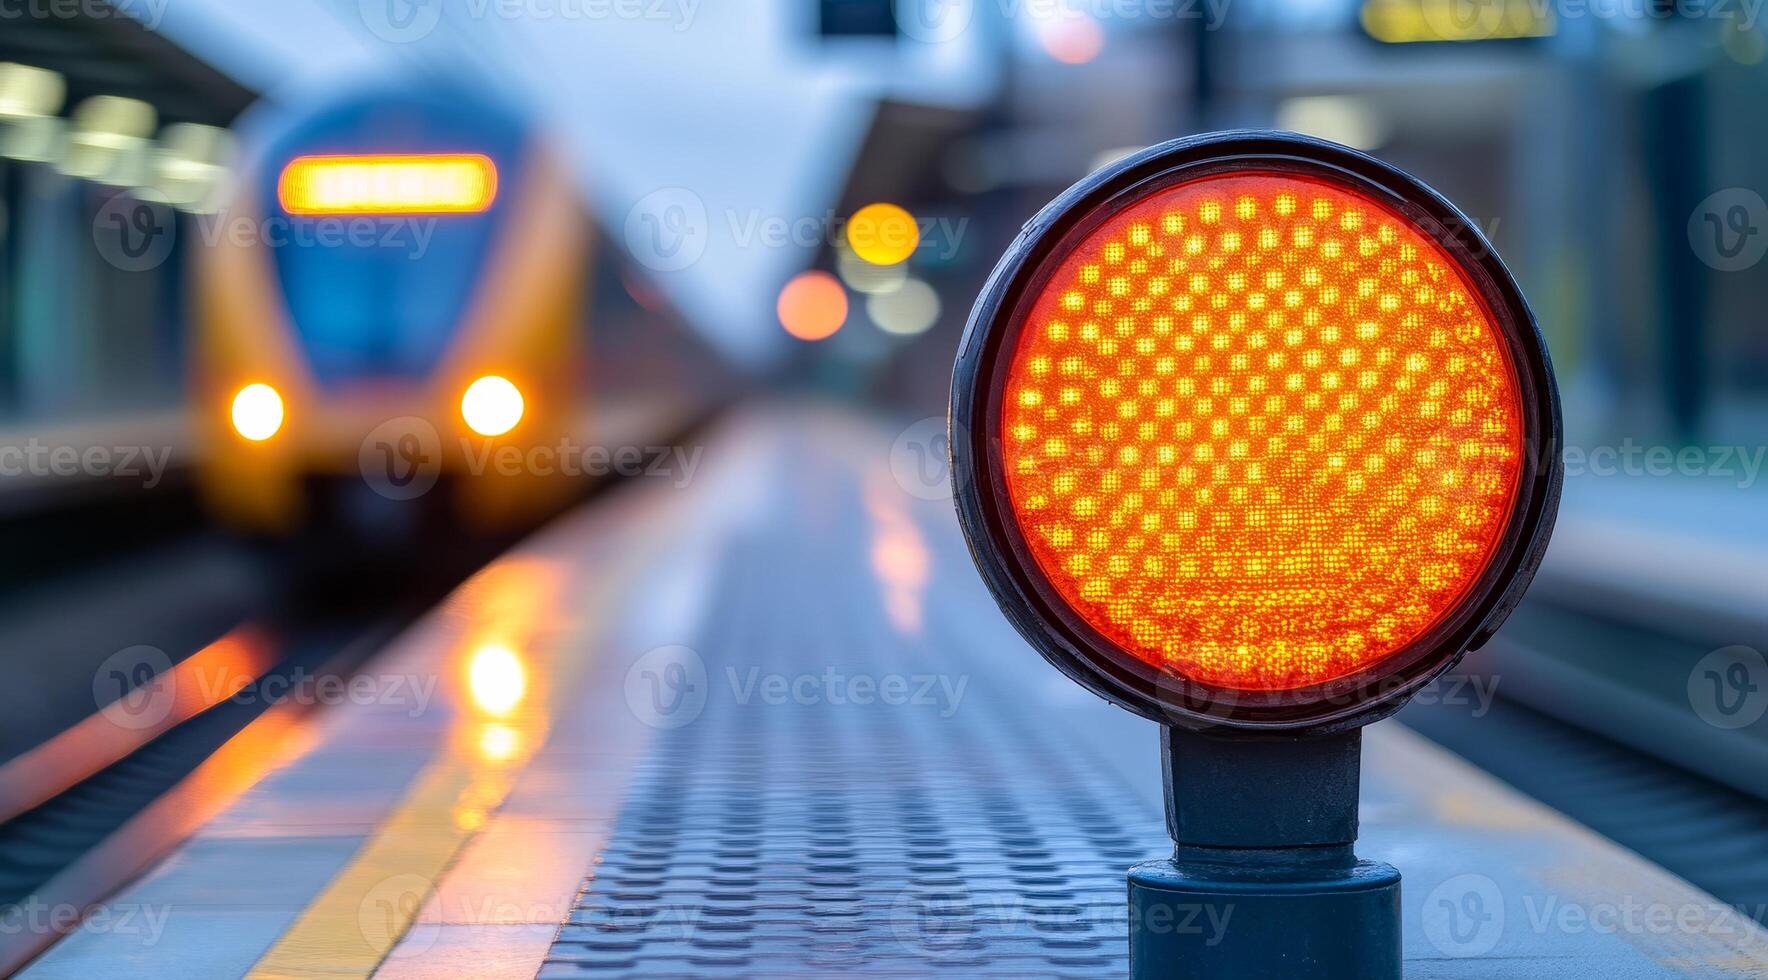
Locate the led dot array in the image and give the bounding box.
[1000,172,1522,692]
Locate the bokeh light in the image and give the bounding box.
[1000,171,1523,692]
[867,279,941,336]
[845,203,919,266]
[468,642,527,716]
[1037,16,1105,65]
[461,375,524,437]
[836,240,909,294]
[777,271,848,341]
[229,383,284,442]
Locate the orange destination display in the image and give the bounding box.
[998,171,1524,692]
[277,153,498,215]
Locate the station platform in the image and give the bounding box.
[23,405,1768,978]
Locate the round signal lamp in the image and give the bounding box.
[951,133,1560,730]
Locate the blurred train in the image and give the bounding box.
[191,83,729,541]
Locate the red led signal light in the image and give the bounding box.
[952,132,1561,731]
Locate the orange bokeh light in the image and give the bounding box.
[1000,171,1523,692]
[1038,16,1105,64]
[778,270,848,341]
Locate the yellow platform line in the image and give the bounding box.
[246,551,629,979]
[247,760,496,979]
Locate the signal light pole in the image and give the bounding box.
[950,131,1562,978]
[1131,727,1398,977]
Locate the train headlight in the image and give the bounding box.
[948,132,1562,979]
[230,383,285,442]
[461,375,524,437]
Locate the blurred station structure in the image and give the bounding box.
[0,0,1764,976]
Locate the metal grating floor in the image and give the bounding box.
[542,448,1166,976]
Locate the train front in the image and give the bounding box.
[192,86,587,539]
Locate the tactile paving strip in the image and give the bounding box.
[543,507,1165,976]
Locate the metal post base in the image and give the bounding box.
[1127,725,1402,978]
[1128,854,1401,979]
